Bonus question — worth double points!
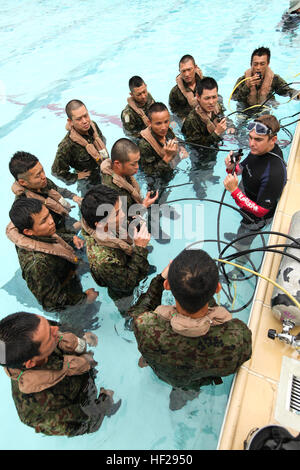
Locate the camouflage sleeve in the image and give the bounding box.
[231,75,250,103]
[182,114,222,147]
[169,86,189,119]
[273,74,299,98]
[23,257,86,311]
[46,178,76,200]
[128,274,164,318]
[51,141,78,185]
[90,245,150,293]
[121,107,142,139]
[139,140,172,176]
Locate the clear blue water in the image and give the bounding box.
[0,0,299,450]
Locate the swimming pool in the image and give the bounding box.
[0,0,299,450]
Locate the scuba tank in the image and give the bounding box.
[271,210,300,324]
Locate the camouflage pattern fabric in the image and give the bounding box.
[129,275,252,391]
[169,74,203,120]
[181,105,226,148]
[121,93,155,140]
[15,177,77,234]
[16,234,87,312]
[9,347,109,436]
[82,228,149,301]
[101,172,139,210]
[138,128,176,180]
[51,121,105,186]
[232,73,299,106]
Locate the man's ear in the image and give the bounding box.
[215,282,222,294]
[164,279,171,291]
[17,178,28,188]
[24,358,37,369]
[23,228,34,236]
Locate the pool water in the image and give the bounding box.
[0,0,299,450]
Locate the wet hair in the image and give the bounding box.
[148,102,169,121]
[196,77,218,97]
[129,76,145,92]
[9,151,39,181]
[255,115,280,137]
[0,312,41,368]
[111,138,139,164]
[168,249,219,314]
[251,47,271,64]
[81,185,119,228]
[9,197,43,233]
[65,99,86,119]
[179,54,196,67]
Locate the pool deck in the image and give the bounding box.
[218,122,300,450]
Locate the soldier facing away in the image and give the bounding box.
[0,312,121,436]
[129,249,252,410]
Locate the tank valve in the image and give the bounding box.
[268,320,300,353]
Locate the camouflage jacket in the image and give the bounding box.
[15,177,76,234]
[138,128,176,179]
[8,346,99,436]
[101,170,142,210]
[169,74,203,120]
[121,93,155,140]
[82,228,149,300]
[129,275,252,390]
[16,234,87,312]
[232,73,299,106]
[51,121,105,185]
[181,105,227,148]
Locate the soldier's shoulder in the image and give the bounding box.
[169,84,179,96]
[56,133,72,151]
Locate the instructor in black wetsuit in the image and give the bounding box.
[223,114,287,270]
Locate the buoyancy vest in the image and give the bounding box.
[175,66,203,108]
[127,96,154,127]
[100,159,143,204]
[140,127,178,165]
[244,66,275,105]
[4,331,91,394]
[153,304,232,337]
[81,218,134,256]
[194,102,221,134]
[66,121,109,165]
[12,181,70,216]
[6,222,79,264]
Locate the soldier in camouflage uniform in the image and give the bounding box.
[9,151,82,234]
[101,138,158,219]
[182,77,235,149]
[121,76,155,141]
[129,249,252,410]
[169,54,204,121]
[51,100,109,196]
[7,198,99,332]
[0,312,120,436]
[81,185,151,314]
[232,46,300,109]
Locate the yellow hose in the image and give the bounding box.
[216,258,300,310]
[227,77,252,111]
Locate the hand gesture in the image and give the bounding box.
[215,118,227,136]
[163,139,178,164]
[223,173,239,193]
[143,190,159,208]
[134,222,151,248]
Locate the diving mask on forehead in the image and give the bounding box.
[247,120,273,136]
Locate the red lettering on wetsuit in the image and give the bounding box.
[231,188,270,217]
